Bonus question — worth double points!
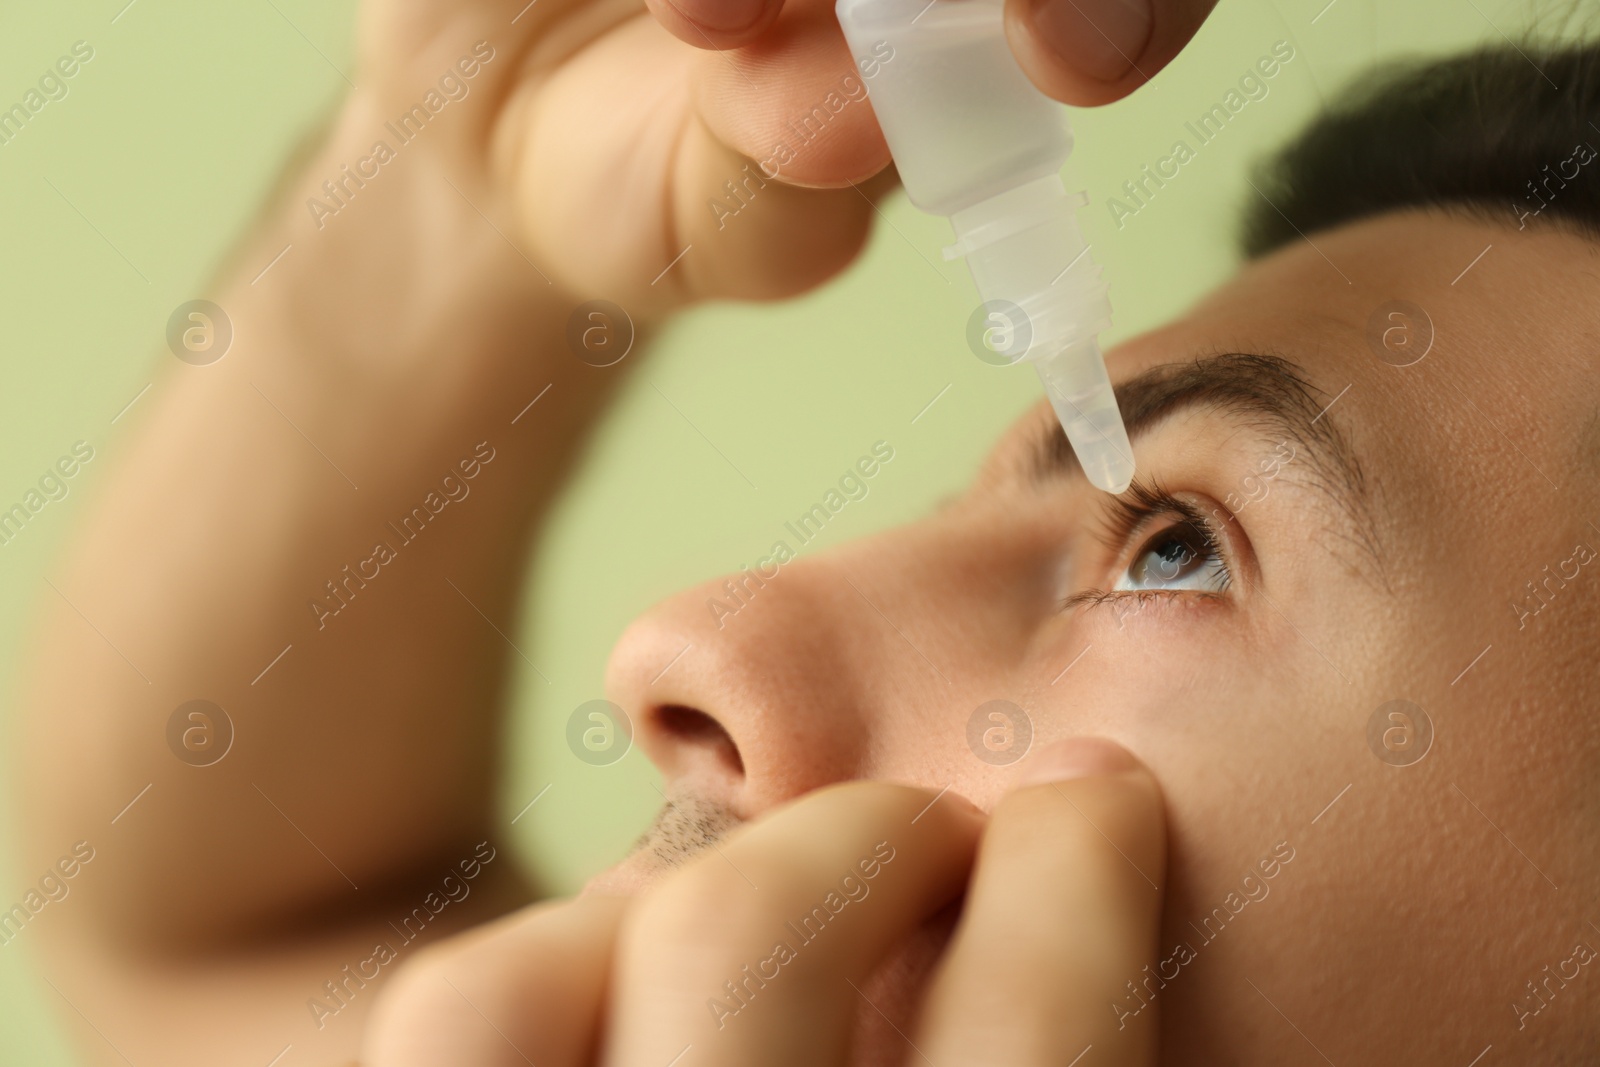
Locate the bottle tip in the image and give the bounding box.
[1032,339,1135,494]
[1079,442,1135,494]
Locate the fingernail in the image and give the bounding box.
[690,0,767,33]
[1029,0,1154,84]
[1013,737,1137,789]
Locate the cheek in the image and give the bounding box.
[1034,614,1355,993]
[1072,605,1347,826]
[1060,618,1554,1059]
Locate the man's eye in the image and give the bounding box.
[1113,522,1230,593]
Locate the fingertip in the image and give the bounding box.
[894,784,986,856]
[1004,0,1150,104]
[647,0,784,48]
[999,738,1166,876]
[1005,0,1218,106]
[890,782,984,832]
[1038,0,1153,80]
[940,787,987,823]
[1010,736,1144,791]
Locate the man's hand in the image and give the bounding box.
[645,0,1221,111]
[354,0,1219,319]
[356,0,897,317]
[361,738,1166,1066]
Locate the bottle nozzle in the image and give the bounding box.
[1035,337,1134,494]
[830,0,1133,491]
[940,175,1133,493]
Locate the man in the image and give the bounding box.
[11,0,1600,1060]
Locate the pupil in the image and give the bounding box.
[1148,527,1200,580]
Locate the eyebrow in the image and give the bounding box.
[1027,351,1381,560]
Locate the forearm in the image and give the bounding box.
[15,87,632,949]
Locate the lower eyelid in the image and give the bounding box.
[1063,589,1227,614]
[1105,591,1227,627]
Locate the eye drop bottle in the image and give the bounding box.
[835,0,1135,493]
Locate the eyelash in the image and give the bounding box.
[1063,480,1236,612]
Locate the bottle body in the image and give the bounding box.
[835,0,1135,492]
[834,0,1108,350]
[835,0,1070,215]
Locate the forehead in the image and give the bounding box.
[985,209,1600,517]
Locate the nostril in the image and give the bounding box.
[651,705,745,777]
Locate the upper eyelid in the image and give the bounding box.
[1095,485,1227,560]
[1088,483,1174,551]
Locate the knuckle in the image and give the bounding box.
[363,945,476,1066]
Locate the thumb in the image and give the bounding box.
[1005,0,1220,105]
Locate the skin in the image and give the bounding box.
[10,0,1598,1064]
[369,210,1600,1067]
[363,749,1166,1067]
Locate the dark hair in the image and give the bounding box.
[1240,40,1600,257]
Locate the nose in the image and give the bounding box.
[604,512,1061,819]
[604,552,873,817]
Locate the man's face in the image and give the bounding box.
[593,210,1600,1062]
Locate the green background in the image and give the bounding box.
[0,0,1532,1060]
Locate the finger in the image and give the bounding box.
[509,11,886,309]
[672,113,879,301]
[600,781,983,1067]
[363,894,631,1067]
[689,1,892,188]
[914,737,1167,1067]
[672,0,894,299]
[646,0,787,50]
[1005,0,1220,106]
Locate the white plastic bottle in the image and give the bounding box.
[835,0,1135,493]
